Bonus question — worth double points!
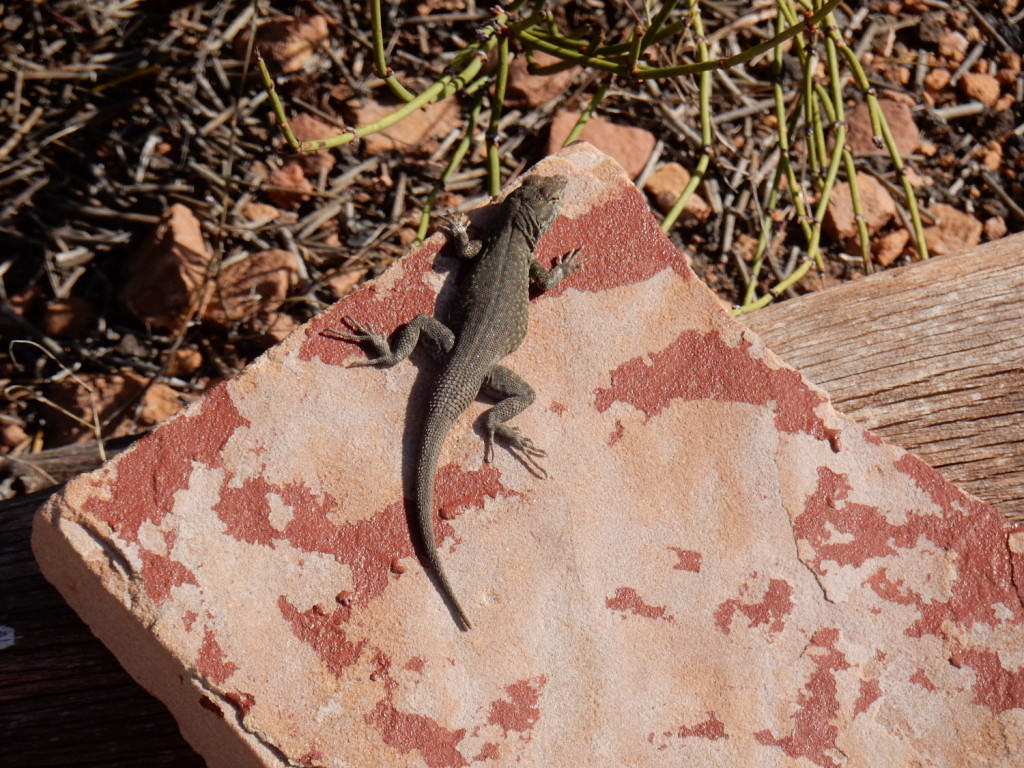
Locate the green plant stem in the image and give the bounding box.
[661,0,712,232]
[820,9,928,259]
[258,20,501,152]
[371,0,416,102]
[486,34,511,196]
[564,78,610,145]
[416,94,486,241]
[637,0,840,79]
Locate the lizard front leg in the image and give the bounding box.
[481,364,547,478]
[529,246,583,292]
[443,213,483,261]
[328,315,455,367]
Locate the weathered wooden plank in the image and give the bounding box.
[745,232,1024,521]
[1,490,204,768]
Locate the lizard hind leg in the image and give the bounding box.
[481,364,548,479]
[327,314,456,367]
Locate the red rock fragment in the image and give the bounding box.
[202,249,300,328]
[937,31,969,62]
[923,203,983,255]
[547,111,655,178]
[166,347,203,378]
[983,216,1007,241]
[644,163,711,225]
[138,383,186,425]
[240,202,286,222]
[1,421,28,452]
[41,297,94,337]
[998,51,1021,71]
[253,311,299,342]
[264,163,312,210]
[44,372,145,444]
[959,72,1000,107]
[846,100,920,156]
[352,96,461,156]
[324,268,368,298]
[824,172,897,243]
[873,228,910,267]
[237,15,330,74]
[124,204,212,331]
[505,51,579,107]
[924,68,951,92]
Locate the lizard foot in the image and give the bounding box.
[486,424,548,479]
[552,246,585,279]
[324,316,396,367]
[442,212,469,238]
[443,213,482,260]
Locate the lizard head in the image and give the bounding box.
[506,174,569,235]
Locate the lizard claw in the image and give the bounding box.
[486,424,548,479]
[444,213,482,260]
[443,212,469,237]
[554,246,584,276]
[325,316,394,367]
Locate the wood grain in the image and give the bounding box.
[0,490,204,767]
[745,231,1024,521]
[4,234,1022,766]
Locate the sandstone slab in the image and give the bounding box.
[33,144,1024,766]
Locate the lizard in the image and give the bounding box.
[334,174,582,630]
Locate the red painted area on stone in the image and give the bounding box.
[797,463,1024,640]
[225,690,256,716]
[714,578,793,635]
[487,676,546,737]
[669,547,702,572]
[1010,535,1024,606]
[278,596,367,678]
[594,330,837,445]
[950,647,1024,714]
[544,185,691,295]
[182,610,197,631]
[198,695,223,718]
[677,712,727,740]
[197,628,238,685]
[474,742,500,760]
[213,462,509,638]
[863,568,918,606]
[861,428,883,446]
[853,678,881,717]
[910,668,938,691]
[606,586,671,621]
[894,454,1024,637]
[139,548,197,604]
[369,649,391,684]
[298,747,323,765]
[213,475,284,547]
[755,628,850,768]
[218,474,403,611]
[404,656,425,674]
[607,419,624,446]
[434,462,512,524]
[798,468,912,571]
[298,238,444,368]
[81,384,248,545]
[365,695,468,768]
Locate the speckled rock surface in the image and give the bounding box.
[33,143,1024,767]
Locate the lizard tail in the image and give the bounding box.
[416,430,473,630]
